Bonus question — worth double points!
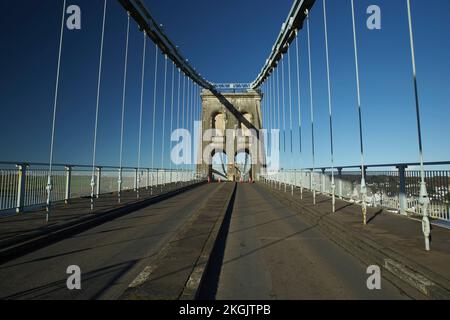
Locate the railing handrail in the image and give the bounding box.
[261,165,450,222]
[272,161,450,172]
[0,161,195,172]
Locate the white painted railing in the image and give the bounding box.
[0,162,204,214]
[261,162,450,222]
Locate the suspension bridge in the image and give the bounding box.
[0,0,449,300]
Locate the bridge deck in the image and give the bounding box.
[215,184,407,300]
[267,185,450,286]
[0,183,449,299]
[0,182,198,248]
[0,183,215,299]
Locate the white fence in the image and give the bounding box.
[0,162,203,214]
[262,166,450,222]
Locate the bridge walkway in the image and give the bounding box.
[0,183,217,300]
[215,183,408,300]
[0,182,200,251]
[251,183,450,299]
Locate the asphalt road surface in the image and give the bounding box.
[0,182,410,300]
[0,184,219,300]
[215,183,409,300]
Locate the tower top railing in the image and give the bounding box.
[210,83,260,93]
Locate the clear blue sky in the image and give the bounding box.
[0,0,449,169]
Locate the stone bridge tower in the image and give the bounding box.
[198,89,264,182]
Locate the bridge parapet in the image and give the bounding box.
[262,161,450,223]
[0,161,204,215]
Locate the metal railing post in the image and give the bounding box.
[15,164,27,213]
[279,172,282,190]
[300,170,303,199]
[321,168,326,194]
[156,169,160,190]
[338,168,343,199]
[134,168,138,191]
[96,167,102,198]
[398,165,408,216]
[151,170,155,194]
[118,167,122,203]
[65,165,72,204]
[291,170,295,196]
[361,165,367,225]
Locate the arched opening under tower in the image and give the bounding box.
[210,150,228,181]
[235,150,253,182]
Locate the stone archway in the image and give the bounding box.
[235,150,253,182]
[210,150,228,181]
